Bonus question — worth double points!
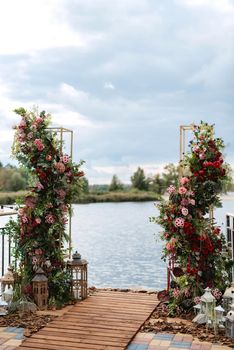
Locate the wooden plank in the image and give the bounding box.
[17,291,158,350]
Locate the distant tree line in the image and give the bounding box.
[0,162,28,192]
[86,163,180,195]
[0,161,232,196]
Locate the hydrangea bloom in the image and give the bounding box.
[174,217,185,227]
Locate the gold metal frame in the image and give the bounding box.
[179,124,214,221]
[46,127,74,258]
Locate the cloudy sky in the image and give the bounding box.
[0,0,233,184]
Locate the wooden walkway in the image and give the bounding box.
[17,290,158,350]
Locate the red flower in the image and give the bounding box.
[183,222,195,235]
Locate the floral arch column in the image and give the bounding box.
[7,108,84,306]
[155,122,232,314]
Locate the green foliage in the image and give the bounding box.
[148,174,164,194]
[109,175,124,191]
[162,163,179,189]
[131,167,149,191]
[5,108,84,306]
[0,166,28,192]
[154,121,232,314]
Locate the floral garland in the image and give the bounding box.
[6,108,84,305]
[155,122,232,314]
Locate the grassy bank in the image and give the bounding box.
[0,190,161,205]
[75,191,162,203]
[0,191,27,205]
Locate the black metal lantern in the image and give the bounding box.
[67,251,88,300]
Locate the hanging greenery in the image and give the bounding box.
[154,122,232,315]
[5,107,84,306]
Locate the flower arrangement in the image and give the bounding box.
[155,122,232,314]
[6,108,84,306]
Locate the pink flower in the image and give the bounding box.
[35,248,43,255]
[21,215,28,223]
[178,186,187,195]
[54,162,66,173]
[46,154,52,161]
[25,195,37,209]
[27,132,33,139]
[34,138,44,151]
[32,256,38,265]
[60,204,69,213]
[181,198,188,206]
[35,218,41,224]
[212,288,222,300]
[62,217,68,224]
[194,296,201,305]
[36,182,44,190]
[60,154,70,164]
[189,199,195,205]
[192,145,200,153]
[174,217,185,228]
[19,119,26,128]
[167,185,176,194]
[180,177,189,185]
[199,153,206,160]
[45,214,55,224]
[18,208,25,216]
[173,287,180,298]
[181,207,188,216]
[31,123,37,130]
[36,117,43,123]
[165,238,177,251]
[56,189,66,199]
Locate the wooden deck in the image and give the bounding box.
[17,290,158,350]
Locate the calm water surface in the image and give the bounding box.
[71,198,234,291]
[1,198,233,291]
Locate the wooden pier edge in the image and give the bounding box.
[17,290,159,350]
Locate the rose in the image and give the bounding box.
[181,207,188,216]
[36,182,44,190]
[54,162,66,173]
[180,177,189,185]
[178,186,187,195]
[194,296,201,305]
[34,138,44,151]
[45,214,55,224]
[18,208,25,216]
[60,154,70,164]
[35,248,43,255]
[189,198,195,205]
[167,185,176,194]
[46,154,52,161]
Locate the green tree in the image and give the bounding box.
[162,163,179,190]
[148,173,164,194]
[109,175,123,191]
[81,177,89,194]
[131,167,148,191]
[8,172,27,191]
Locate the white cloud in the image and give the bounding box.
[104,82,115,90]
[60,83,89,100]
[0,0,99,55]
[179,0,234,13]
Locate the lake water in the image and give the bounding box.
[0,198,233,291]
[71,197,234,291]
